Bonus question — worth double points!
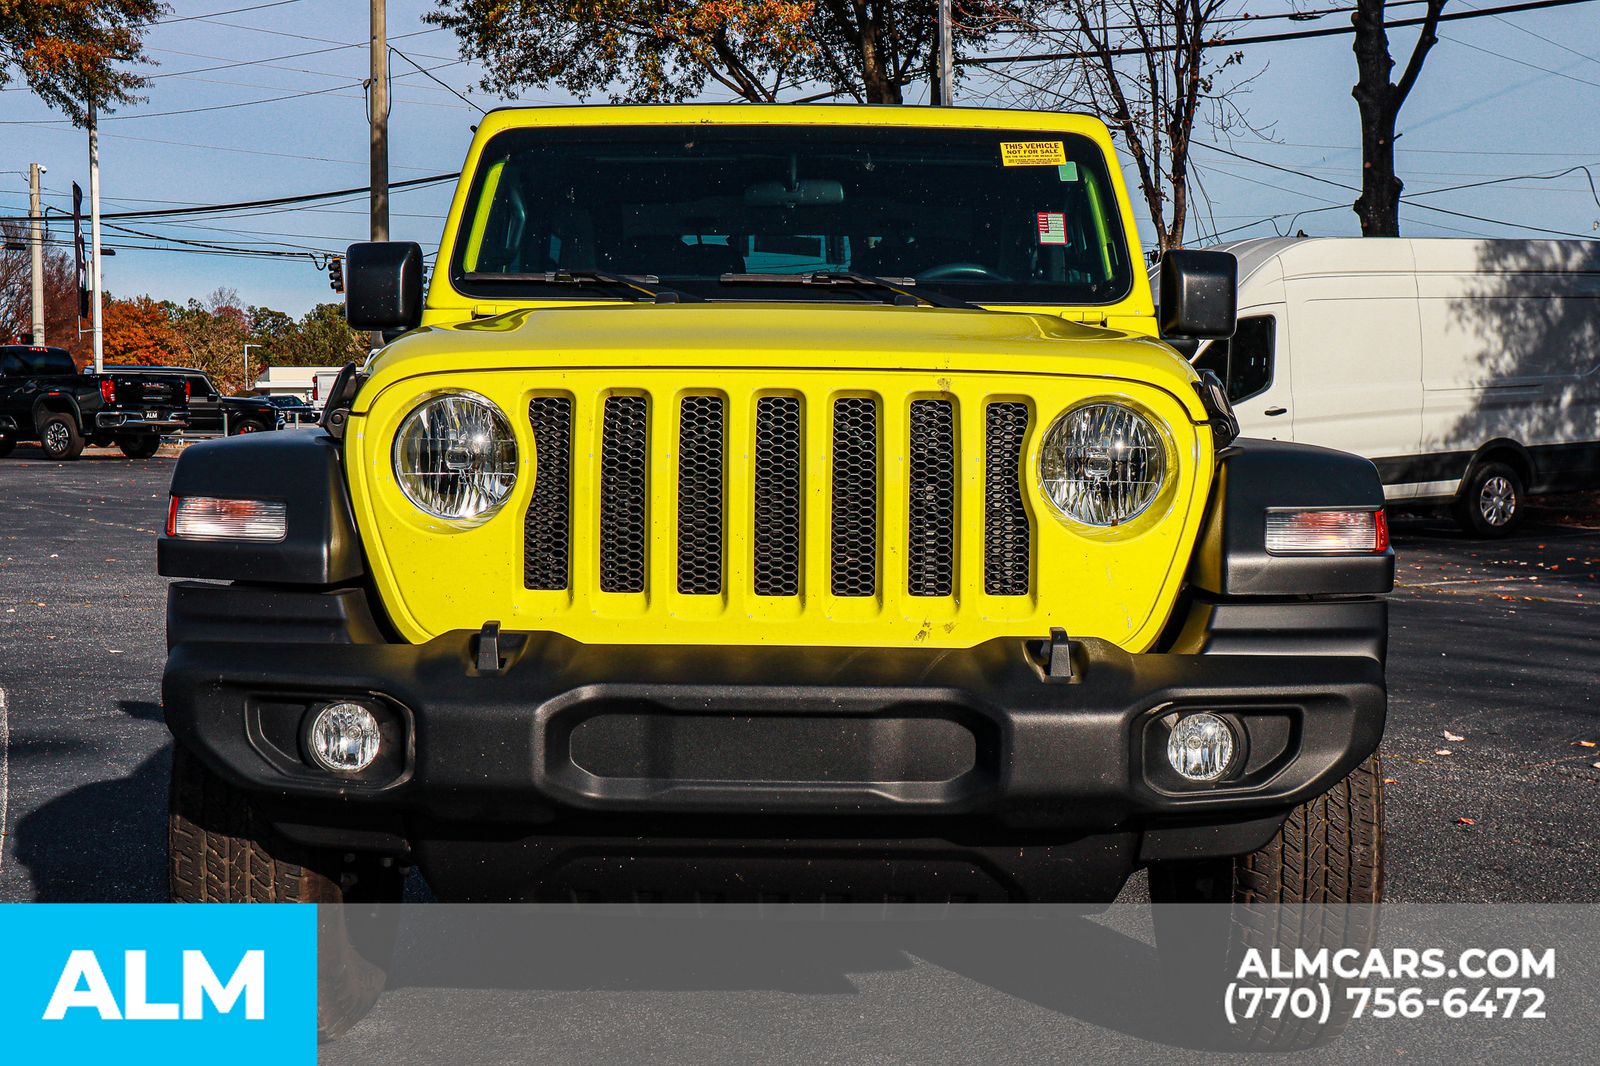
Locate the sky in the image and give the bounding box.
[2,0,1599,318]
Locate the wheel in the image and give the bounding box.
[1147,756,1385,1050]
[231,418,268,435]
[0,434,14,459]
[37,413,85,460]
[116,433,162,459]
[1452,459,1523,537]
[168,747,402,1040]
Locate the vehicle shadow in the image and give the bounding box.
[11,745,169,901]
[356,908,1184,1048]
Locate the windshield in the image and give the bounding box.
[450,124,1134,305]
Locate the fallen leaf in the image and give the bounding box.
[1443,731,1465,742]
[1435,749,1454,756]
[1457,817,1476,826]
[1383,777,1398,785]
[1578,741,1597,748]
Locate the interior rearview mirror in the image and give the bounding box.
[744,179,845,207]
[1158,249,1237,340]
[345,241,424,333]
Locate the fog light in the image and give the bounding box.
[308,703,381,773]
[1167,712,1236,782]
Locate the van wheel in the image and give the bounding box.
[169,747,402,1040]
[38,413,84,460]
[1453,460,1523,537]
[1147,756,1384,1050]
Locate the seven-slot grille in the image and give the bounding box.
[525,393,1033,599]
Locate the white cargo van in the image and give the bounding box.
[1196,237,1600,535]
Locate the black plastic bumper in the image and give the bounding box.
[163,582,1386,899]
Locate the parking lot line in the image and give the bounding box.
[0,685,8,875]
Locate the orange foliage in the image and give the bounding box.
[101,295,182,366]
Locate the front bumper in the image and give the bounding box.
[164,582,1386,900]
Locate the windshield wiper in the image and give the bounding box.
[717,271,979,310]
[460,270,699,304]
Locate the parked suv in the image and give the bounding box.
[106,365,283,435]
[1,344,188,459]
[159,107,1393,917]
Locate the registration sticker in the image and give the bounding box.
[1001,141,1067,166]
[1036,211,1068,245]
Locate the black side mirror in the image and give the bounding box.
[1158,249,1237,340]
[345,241,424,332]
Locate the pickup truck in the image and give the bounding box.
[105,365,285,435]
[1,345,190,459]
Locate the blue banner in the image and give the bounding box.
[0,904,317,1065]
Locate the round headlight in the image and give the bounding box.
[393,392,518,523]
[1039,401,1167,527]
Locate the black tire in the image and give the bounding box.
[1452,459,1523,537]
[116,433,162,459]
[231,418,268,435]
[0,434,14,459]
[1148,756,1385,1050]
[169,747,402,1040]
[37,412,85,460]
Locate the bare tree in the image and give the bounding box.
[972,0,1261,252]
[1351,0,1447,236]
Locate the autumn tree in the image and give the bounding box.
[102,294,181,365]
[0,221,85,357]
[0,0,166,122]
[975,0,1260,253]
[427,0,1020,105]
[1351,0,1447,236]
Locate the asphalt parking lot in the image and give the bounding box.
[0,449,1596,905]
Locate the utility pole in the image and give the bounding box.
[369,0,389,242]
[29,164,46,345]
[88,101,105,373]
[243,342,263,391]
[935,0,954,106]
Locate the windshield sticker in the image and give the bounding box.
[1001,141,1067,166]
[1036,212,1068,245]
[1058,162,1080,182]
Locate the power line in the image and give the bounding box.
[389,46,486,114]
[158,1,305,25]
[1194,141,1600,238]
[960,0,1598,66]
[0,173,455,225]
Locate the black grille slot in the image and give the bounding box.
[984,402,1031,596]
[907,399,956,596]
[830,397,879,597]
[676,395,725,595]
[523,396,573,590]
[599,395,649,593]
[753,396,802,597]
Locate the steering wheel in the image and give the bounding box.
[919,262,1005,281]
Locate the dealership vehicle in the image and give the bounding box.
[1199,237,1600,535]
[159,107,1393,919]
[1,344,189,459]
[107,365,284,435]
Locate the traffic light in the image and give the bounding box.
[328,256,345,293]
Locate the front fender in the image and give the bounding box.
[157,430,364,584]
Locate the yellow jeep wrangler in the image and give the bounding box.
[159,105,1392,906]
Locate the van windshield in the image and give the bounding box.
[450,124,1134,306]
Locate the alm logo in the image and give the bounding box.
[43,949,266,1021]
